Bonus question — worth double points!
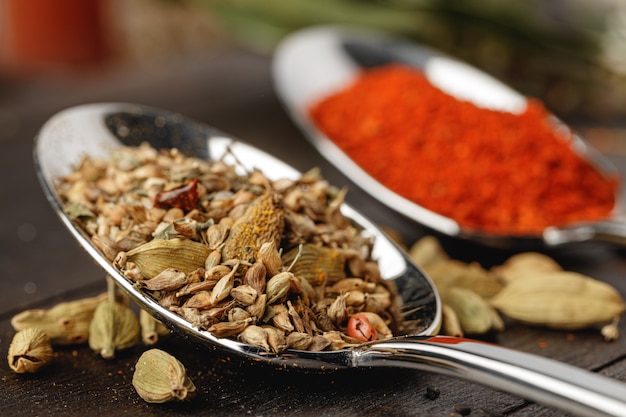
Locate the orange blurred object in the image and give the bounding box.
[1,0,109,73]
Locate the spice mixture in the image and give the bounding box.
[309,64,619,235]
[54,143,400,352]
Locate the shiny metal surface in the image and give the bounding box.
[34,103,626,416]
[272,25,626,249]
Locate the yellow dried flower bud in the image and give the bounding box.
[221,193,284,262]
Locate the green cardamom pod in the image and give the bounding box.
[125,238,211,279]
[89,301,140,359]
[132,348,196,403]
[11,293,107,345]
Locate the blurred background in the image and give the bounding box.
[2,0,626,146]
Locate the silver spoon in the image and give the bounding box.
[34,103,626,416]
[273,25,626,249]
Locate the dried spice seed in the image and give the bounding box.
[258,241,282,277]
[238,325,270,351]
[139,268,188,291]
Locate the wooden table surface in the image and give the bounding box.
[2,46,626,417]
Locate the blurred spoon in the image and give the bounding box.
[272,25,626,249]
[34,103,626,416]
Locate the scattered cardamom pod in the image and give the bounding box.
[444,287,504,335]
[441,304,463,337]
[425,260,504,299]
[11,293,107,345]
[89,300,140,359]
[124,237,211,279]
[601,318,620,342]
[132,348,196,403]
[409,237,503,299]
[7,328,54,374]
[408,235,448,269]
[489,271,625,330]
[491,252,563,283]
[139,309,171,345]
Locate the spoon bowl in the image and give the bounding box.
[272,26,626,249]
[34,103,626,416]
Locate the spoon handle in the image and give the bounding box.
[357,335,626,417]
[544,220,626,246]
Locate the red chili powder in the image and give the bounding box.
[308,64,619,235]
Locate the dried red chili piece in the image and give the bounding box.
[154,178,199,212]
[347,313,377,342]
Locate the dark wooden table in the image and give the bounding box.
[2,45,626,417]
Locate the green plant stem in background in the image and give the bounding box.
[191,0,626,122]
